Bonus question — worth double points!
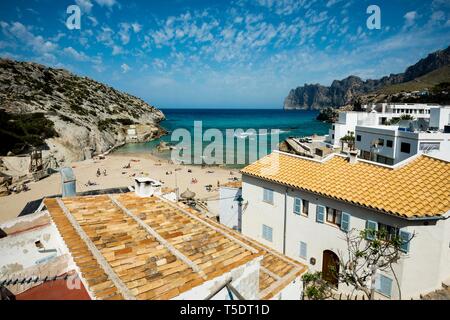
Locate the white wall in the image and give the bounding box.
[219,187,242,231]
[174,256,262,300]
[241,174,450,299]
[0,222,71,274]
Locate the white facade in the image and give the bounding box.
[241,174,450,299]
[219,186,242,231]
[355,125,450,164]
[329,104,441,148]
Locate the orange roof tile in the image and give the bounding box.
[241,152,450,218]
[44,193,306,300]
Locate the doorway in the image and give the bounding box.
[322,250,340,288]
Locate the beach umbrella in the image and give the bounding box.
[180,188,196,200]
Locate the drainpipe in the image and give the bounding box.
[283,187,288,255]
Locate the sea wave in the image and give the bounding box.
[233,129,289,139]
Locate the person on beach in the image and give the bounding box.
[96,168,101,177]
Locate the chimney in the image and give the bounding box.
[348,150,358,164]
[134,177,162,197]
[134,177,154,197]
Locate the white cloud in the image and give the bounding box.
[1,21,57,54]
[131,22,142,33]
[75,0,93,13]
[119,23,131,44]
[94,0,117,8]
[63,47,89,61]
[88,16,98,27]
[256,0,309,15]
[112,45,123,55]
[404,11,418,28]
[121,63,131,73]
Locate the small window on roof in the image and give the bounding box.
[400,142,411,154]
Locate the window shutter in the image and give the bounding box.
[294,198,301,215]
[299,242,307,259]
[399,230,412,253]
[340,212,351,232]
[316,205,325,223]
[263,188,273,204]
[377,274,393,297]
[262,225,273,242]
[366,220,378,240]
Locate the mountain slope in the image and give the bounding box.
[0,58,165,163]
[284,45,450,110]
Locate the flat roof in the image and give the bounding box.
[43,193,305,300]
[241,152,450,219]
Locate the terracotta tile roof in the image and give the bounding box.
[44,194,305,300]
[178,206,307,300]
[241,152,450,218]
[221,181,242,189]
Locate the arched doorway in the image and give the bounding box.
[322,250,340,288]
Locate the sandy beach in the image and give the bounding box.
[0,152,242,223]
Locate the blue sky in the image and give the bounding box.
[0,0,449,108]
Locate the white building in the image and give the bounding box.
[355,106,450,164]
[219,181,242,231]
[240,151,450,299]
[329,103,442,148]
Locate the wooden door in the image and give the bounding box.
[322,250,339,288]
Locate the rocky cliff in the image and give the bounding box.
[284,45,450,110]
[0,58,165,164]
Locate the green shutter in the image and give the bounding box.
[399,230,411,253]
[294,197,301,215]
[316,205,325,223]
[340,212,351,232]
[366,220,378,240]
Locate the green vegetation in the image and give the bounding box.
[98,118,134,131]
[316,107,339,123]
[0,109,58,155]
[98,119,115,131]
[379,65,450,95]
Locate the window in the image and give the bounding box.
[386,140,393,148]
[326,207,342,226]
[361,150,371,161]
[302,199,309,216]
[263,188,274,204]
[316,205,325,223]
[356,135,361,142]
[262,225,273,242]
[377,139,384,147]
[419,142,440,152]
[376,155,394,166]
[332,125,335,130]
[340,212,351,232]
[399,230,412,253]
[299,242,307,259]
[366,220,378,240]
[400,142,411,154]
[378,223,399,241]
[376,274,393,298]
[332,134,335,139]
[293,197,301,215]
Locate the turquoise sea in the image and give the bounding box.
[114,109,330,168]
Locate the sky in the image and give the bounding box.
[0,0,449,109]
